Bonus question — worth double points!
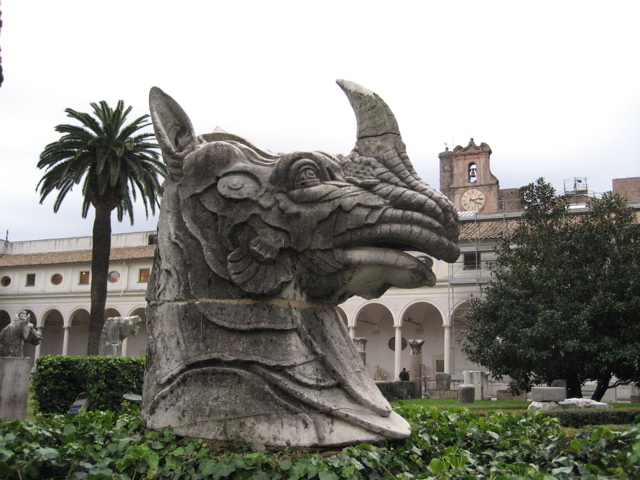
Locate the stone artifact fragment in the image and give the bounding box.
[98,315,142,356]
[143,80,460,448]
[0,311,42,357]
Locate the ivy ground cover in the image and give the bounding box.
[0,404,638,479]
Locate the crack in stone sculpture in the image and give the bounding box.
[142,80,460,448]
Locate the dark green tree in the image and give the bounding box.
[463,178,640,400]
[37,100,167,355]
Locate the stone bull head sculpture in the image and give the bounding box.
[142,80,460,449]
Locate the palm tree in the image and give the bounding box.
[37,100,167,355]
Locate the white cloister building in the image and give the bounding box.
[0,232,155,362]
[2,140,638,397]
[0,216,504,387]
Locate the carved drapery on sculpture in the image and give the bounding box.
[98,316,141,356]
[0,312,42,357]
[142,80,460,449]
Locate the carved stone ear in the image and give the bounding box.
[149,87,200,178]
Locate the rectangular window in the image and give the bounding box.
[25,273,36,287]
[79,271,90,284]
[139,268,150,283]
[463,251,481,270]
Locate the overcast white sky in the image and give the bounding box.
[1,1,639,242]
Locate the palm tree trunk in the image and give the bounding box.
[87,205,113,355]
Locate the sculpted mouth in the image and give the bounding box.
[336,247,436,300]
[308,220,460,302]
[322,218,460,300]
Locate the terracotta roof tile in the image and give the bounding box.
[0,246,156,267]
[459,219,517,240]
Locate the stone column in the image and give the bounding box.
[62,325,71,356]
[443,324,451,373]
[394,326,402,379]
[353,338,367,365]
[122,337,129,357]
[348,325,356,339]
[409,339,425,398]
[34,326,44,362]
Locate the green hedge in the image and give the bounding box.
[545,408,640,428]
[31,356,145,414]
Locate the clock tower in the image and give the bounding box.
[439,139,501,214]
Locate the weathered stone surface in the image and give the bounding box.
[463,370,489,400]
[0,311,41,357]
[142,80,460,448]
[496,389,527,401]
[458,385,475,403]
[528,397,613,411]
[528,401,561,411]
[435,373,451,391]
[0,357,32,420]
[531,386,567,402]
[559,398,613,409]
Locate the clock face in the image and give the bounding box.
[461,188,486,212]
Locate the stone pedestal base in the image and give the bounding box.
[0,357,32,420]
[531,387,566,402]
[424,389,457,399]
[435,373,451,391]
[496,389,528,401]
[463,370,488,401]
[458,384,475,404]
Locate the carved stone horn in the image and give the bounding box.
[337,79,459,231]
[149,87,200,179]
[336,79,422,187]
[336,79,401,138]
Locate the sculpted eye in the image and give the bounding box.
[217,172,260,199]
[292,160,321,189]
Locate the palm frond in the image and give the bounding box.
[37,99,168,222]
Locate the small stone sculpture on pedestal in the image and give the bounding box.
[98,315,142,356]
[143,80,460,449]
[0,311,42,357]
[0,311,41,420]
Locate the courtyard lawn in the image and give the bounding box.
[394,397,640,411]
[393,397,531,411]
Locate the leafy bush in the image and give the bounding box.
[30,356,89,414]
[0,404,639,479]
[375,381,416,401]
[544,408,640,428]
[84,356,145,412]
[31,356,145,414]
